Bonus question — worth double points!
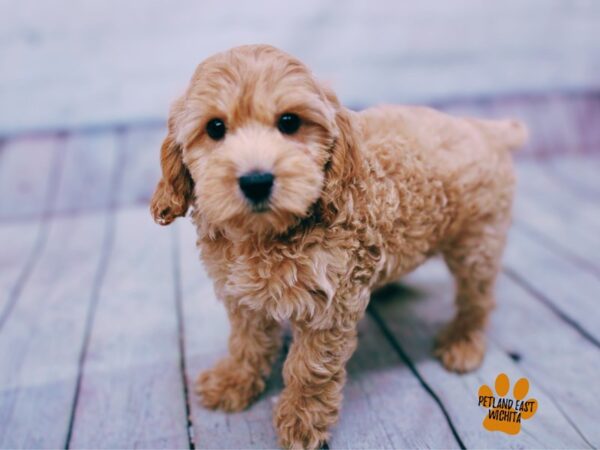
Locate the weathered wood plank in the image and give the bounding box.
[332,314,460,449]
[176,220,460,449]
[0,222,39,312]
[503,228,600,345]
[0,136,64,326]
[513,161,600,268]
[54,131,120,214]
[118,126,164,208]
[0,213,109,448]
[369,259,588,448]
[517,162,600,231]
[68,208,189,449]
[0,136,62,220]
[544,155,600,199]
[1,131,118,318]
[0,132,117,448]
[492,275,600,447]
[1,122,597,450]
[387,259,598,447]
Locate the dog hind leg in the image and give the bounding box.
[435,221,508,373]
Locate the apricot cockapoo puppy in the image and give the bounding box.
[150,45,527,448]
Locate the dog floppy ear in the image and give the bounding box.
[150,97,194,225]
[318,87,362,225]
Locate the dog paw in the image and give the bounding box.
[435,326,485,373]
[274,392,329,450]
[195,359,265,412]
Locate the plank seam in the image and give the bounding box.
[503,267,600,349]
[64,128,126,449]
[172,224,196,450]
[0,134,67,331]
[367,305,466,450]
[489,335,595,448]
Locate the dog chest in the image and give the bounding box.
[206,238,349,325]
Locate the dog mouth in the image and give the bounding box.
[250,201,270,213]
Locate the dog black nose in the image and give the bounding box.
[239,171,274,203]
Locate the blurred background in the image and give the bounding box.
[1,0,599,135]
[1,1,600,449]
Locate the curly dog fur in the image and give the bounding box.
[150,44,527,448]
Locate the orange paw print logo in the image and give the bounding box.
[478,373,538,435]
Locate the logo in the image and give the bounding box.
[478,373,538,435]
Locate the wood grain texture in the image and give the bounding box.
[68,208,189,449]
[369,259,589,449]
[513,161,600,268]
[0,213,108,448]
[0,222,41,313]
[400,259,600,447]
[331,314,459,449]
[0,119,598,449]
[503,228,600,346]
[0,131,116,448]
[0,136,65,327]
[492,275,600,448]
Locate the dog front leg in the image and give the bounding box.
[275,323,358,449]
[196,304,281,412]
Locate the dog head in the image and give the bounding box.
[150,45,357,236]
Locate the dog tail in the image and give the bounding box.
[478,118,529,152]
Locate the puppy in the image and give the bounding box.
[150,44,527,448]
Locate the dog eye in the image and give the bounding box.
[277,113,301,135]
[206,118,226,140]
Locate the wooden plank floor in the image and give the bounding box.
[1,93,599,449]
